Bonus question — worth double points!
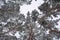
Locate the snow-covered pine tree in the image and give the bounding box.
[0,0,60,40]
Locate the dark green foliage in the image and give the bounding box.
[0,35,17,40]
[38,3,50,12]
[38,18,47,25]
[38,0,60,40]
[31,10,39,22]
[54,0,60,2]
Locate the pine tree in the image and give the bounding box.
[0,0,60,40]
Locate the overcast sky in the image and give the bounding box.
[20,0,44,17]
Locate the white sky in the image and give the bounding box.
[20,0,44,17]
